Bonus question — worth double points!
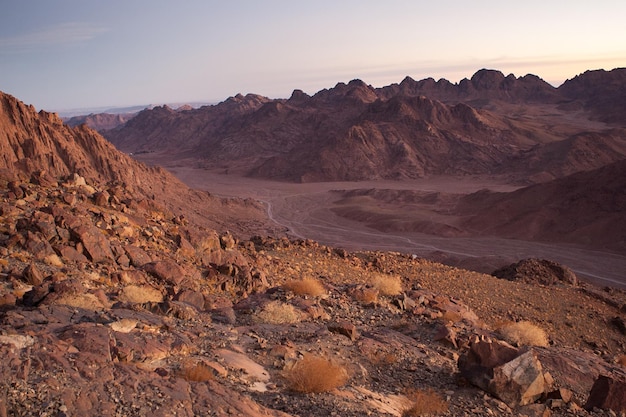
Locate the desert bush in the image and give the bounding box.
[369,273,403,296]
[498,320,549,347]
[351,287,379,305]
[441,310,462,323]
[403,388,449,416]
[178,361,214,382]
[283,353,348,393]
[283,277,326,297]
[254,301,302,324]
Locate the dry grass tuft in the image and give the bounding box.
[283,353,348,393]
[403,388,449,416]
[369,273,403,296]
[283,277,326,297]
[441,310,462,323]
[498,320,549,347]
[178,361,215,382]
[351,287,379,305]
[254,301,302,324]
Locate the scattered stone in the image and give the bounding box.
[328,320,359,341]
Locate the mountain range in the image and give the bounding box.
[103,68,626,183]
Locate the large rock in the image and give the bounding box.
[584,375,626,413]
[142,260,187,286]
[71,224,115,264]
[459,336,550,408]
[491,350,548,407]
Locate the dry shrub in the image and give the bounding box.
[369,273,403,296]
[441,310,462,323]
[498,320,549,347]
[179,361,214,382]
[283,353,348,393]
[254,301,302,324]
[351,287,379,305]
[403,388,449,416]
[283,277,326,297]
[119,285,164,304]
[367,351,398,365]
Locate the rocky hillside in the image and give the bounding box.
[1,91,625,416]
[103,68,626,182]
[0,91,278,238]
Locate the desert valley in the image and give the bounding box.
[1,68,625,416]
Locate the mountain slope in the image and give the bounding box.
[0,91,277,238]
[458,159,626,252]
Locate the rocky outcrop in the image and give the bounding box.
[492,258,578,286]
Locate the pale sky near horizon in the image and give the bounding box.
[1,0,624,112]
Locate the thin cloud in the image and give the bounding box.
[0,22,109,52]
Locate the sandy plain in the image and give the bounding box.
[138,154,626,289]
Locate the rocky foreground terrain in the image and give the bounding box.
[0,91,626,416]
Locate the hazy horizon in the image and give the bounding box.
[2,1,625,112]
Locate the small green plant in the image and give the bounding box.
[283,353,348,393]
[498,320,549,347]
[403,388,449,416]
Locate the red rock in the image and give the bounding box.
[328,320,359,341]
[71,224,115,264]
[175,289,206,311]
[124,244,152,267]
[54,244,89,263]
[22,263,45,285]
[142,260,186,286]
[585,375,626,412]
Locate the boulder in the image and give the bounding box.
[584,375,626,413]
[124,244,152,267]
[490,350,548,407]
[71,224,115,264]
[459,336,550,408]
[142,260,187,286]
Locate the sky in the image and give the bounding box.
[1,0,624,113]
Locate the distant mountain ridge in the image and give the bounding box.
[103,68,626,183]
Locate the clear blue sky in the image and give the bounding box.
[1,0,624,112]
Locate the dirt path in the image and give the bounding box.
[141,159,626,289]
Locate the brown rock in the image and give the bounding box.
[328,320,359,341]
[25,231,56,260]
[22,263,44,286]
[175,289,205,311]
[93,190,110,206]
[433,323,458,348]
[124,244,152,267]
[71,224,115,264]
[490,350,548,407]
[584,375,626,412]
[54,244,89,263]
[142,260,187,286]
